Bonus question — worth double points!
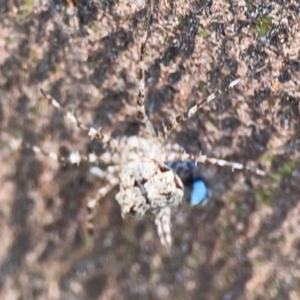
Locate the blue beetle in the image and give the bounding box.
[166,161,211,206]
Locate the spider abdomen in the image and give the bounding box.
[116,158,184,219]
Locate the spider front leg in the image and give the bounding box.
[158,78,240,141]
[136,11,156,137]
[40,89,113,146]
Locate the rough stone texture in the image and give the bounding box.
[0,0,300,299]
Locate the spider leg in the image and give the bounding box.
[136,9,156,137]
[158,78,240,141]
[24,143,102,165]
[86,165,120,237]
[163,150,266,176]
[98,151,119,164]
[154,206,172,250]
[40,89,113,146]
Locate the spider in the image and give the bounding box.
[27,12,265,250]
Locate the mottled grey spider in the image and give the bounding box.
[28,11,265,250]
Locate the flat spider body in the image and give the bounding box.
[28,10,265,250]
[116,157,183,218]
[116,156,184,248]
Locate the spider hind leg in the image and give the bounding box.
[154,207,172,250]
[85,166,120,238]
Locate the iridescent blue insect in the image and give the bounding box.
[166,161,211,206]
